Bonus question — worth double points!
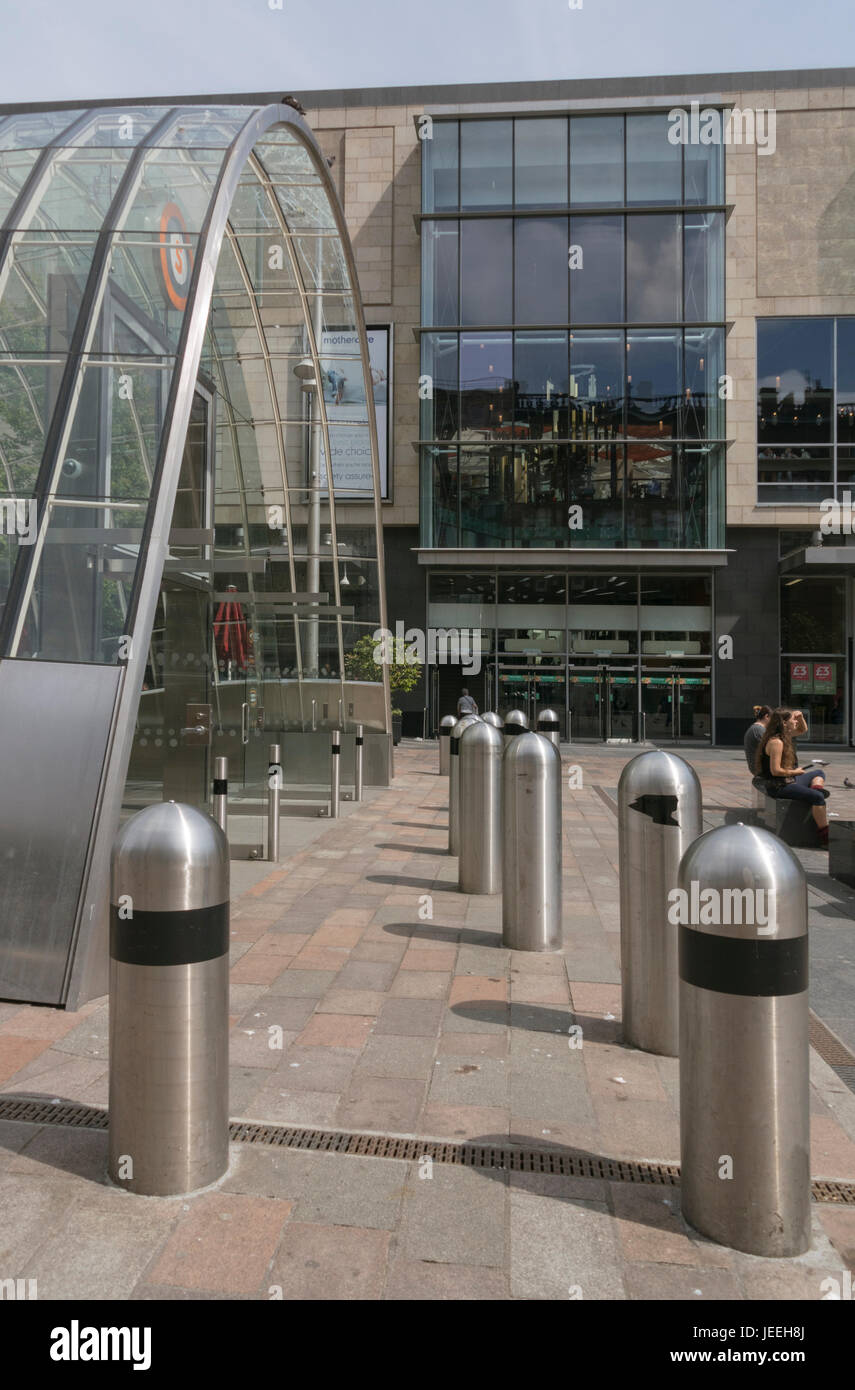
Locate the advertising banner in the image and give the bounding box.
[316,325,390,499]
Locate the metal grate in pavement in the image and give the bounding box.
[1,1097,854,1203]
[809,1014,855,1067]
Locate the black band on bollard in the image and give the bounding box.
[504,725,524,737]
[356,736,364,746]
[111,902,229,967]
[439,728,451,737]
[450,740,460,756]
[331,744,341,755]
[679,925,808,997]
[538,720,559,730]
[212,779,228,795]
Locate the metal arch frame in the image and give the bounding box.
[250,145,391,734]
[63,101,391,1004]
[221,219,304,682]
[248,153,346,696]
[0,106,182,658]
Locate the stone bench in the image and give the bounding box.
[829,820,855,888]
[762,794,823,849]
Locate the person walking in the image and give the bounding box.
[456,688,478,716]
[756,707,830,846]
[744,704,771,782]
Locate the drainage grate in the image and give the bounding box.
[809,1014,855,1068]
[2,1097,854,1203]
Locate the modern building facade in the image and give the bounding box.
[295,66,855,749]
[0,101,390,1006]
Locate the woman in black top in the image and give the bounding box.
[756,707,829,845]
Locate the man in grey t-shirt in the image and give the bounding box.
[457,688,478,716]
[744,705,771,778]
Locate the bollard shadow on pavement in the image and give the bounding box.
[374,842,449,855]
[368,874,459,892]
[0,1099,109,1187]
[382,922,501,947]
[451,1000,622,1044]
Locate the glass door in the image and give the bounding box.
[640,669,712,743]
[641,673,675,742]
[607,670,638,740]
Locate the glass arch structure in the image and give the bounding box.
[0,103,390,1006]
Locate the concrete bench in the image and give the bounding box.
[763,794,823,849]
[829,820,855,888]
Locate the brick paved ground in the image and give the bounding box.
[1,740,855,1299]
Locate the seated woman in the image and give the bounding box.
[756,707,829,846]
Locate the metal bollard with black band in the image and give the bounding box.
[109,801,230,1197]
[267,743,282,862]
[212,755,228,834]
[618,749,702,1056]
[502,730,562,950]
[459,718,503,894]
[448,712,480,855]
[329,727,341,818]
[355,723,364,802]
[536,706,561,749]
[502,707,529,748]
[678,821,810,1257]
[438,713,457,775]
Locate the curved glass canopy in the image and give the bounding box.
[0,103,390,1006]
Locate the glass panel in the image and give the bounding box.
[569,573,637,652]
[780,652,845,744]
[757,447,832,499]
[427,445,458,546]
[685,327,725,439]
[422,219,458,327]
[421,333,459,440]
[569,116,624,207]
[0,233,99,357]
[626,114,682,206]
[626,444,683,546]
[460,120,513,209]
[514,217,568,325]
[626,214,682,321]
[757,318,833,446]
[460,444,512,546]
[626,330,682,438]
[781,576,845,652]
[460,332,513,436]
[0,110,86,150]
[684,211,723,321]
[568,443,625,544]
[0,151,38,220]
[685,137,723,206]
[570,330,624,439]
[514,118,568,208]
[836,318,855,447]
[423,120,459,212]
[569,215,623,322]
[506,445,568,545]
[0,359,57,498]
[30,150,133,230]
[460,218,512,325]
[514,331,569,440]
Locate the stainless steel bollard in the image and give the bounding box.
[267,743,281,862]
[502,731,562,950]
[449,713,480,855]
[617,749,702,1056]
[679,823,810,1257]
[109,802,229,1196]
[536,706,561,749]
[330,728,341,818]
[212,755,228,834]
[459,720,503,894]
[482,711,504,729]
[355,723,364,801]
[438,713,457,775]
[503,708,529,748]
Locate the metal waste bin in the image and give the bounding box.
[109,801,230,1196]
[438,713,457,775]
[502,731,562,950]
[679,822,810,1257]
[459,719,503,894]
[449,712,480,855]
[618,749,702,1056]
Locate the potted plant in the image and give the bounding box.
[344,633,423,747]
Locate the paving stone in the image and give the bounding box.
[336,1076,425,1133]
[375,998,444,1037]
[290,1153,408,1230]
[622,1261,742,1300]
[429,1056,508,1108]
[384,1258,509,1300]
[277,1045,361,1093]
[353,1035,437,1079]
[398,1163,506,1267]
[144,1192,291,1294]
[269,1222,390,1300]
[509,1181,625,1300]
[421,1104,509,1140]
[264,969,340,998]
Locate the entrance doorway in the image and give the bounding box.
[496,667,568,736]
[568,666,638,741]
[640,670,712,743]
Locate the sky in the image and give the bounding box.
[0,0,850,105]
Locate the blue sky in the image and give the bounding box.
[0,0,849,104]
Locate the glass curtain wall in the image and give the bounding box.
[420,113,725,550]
